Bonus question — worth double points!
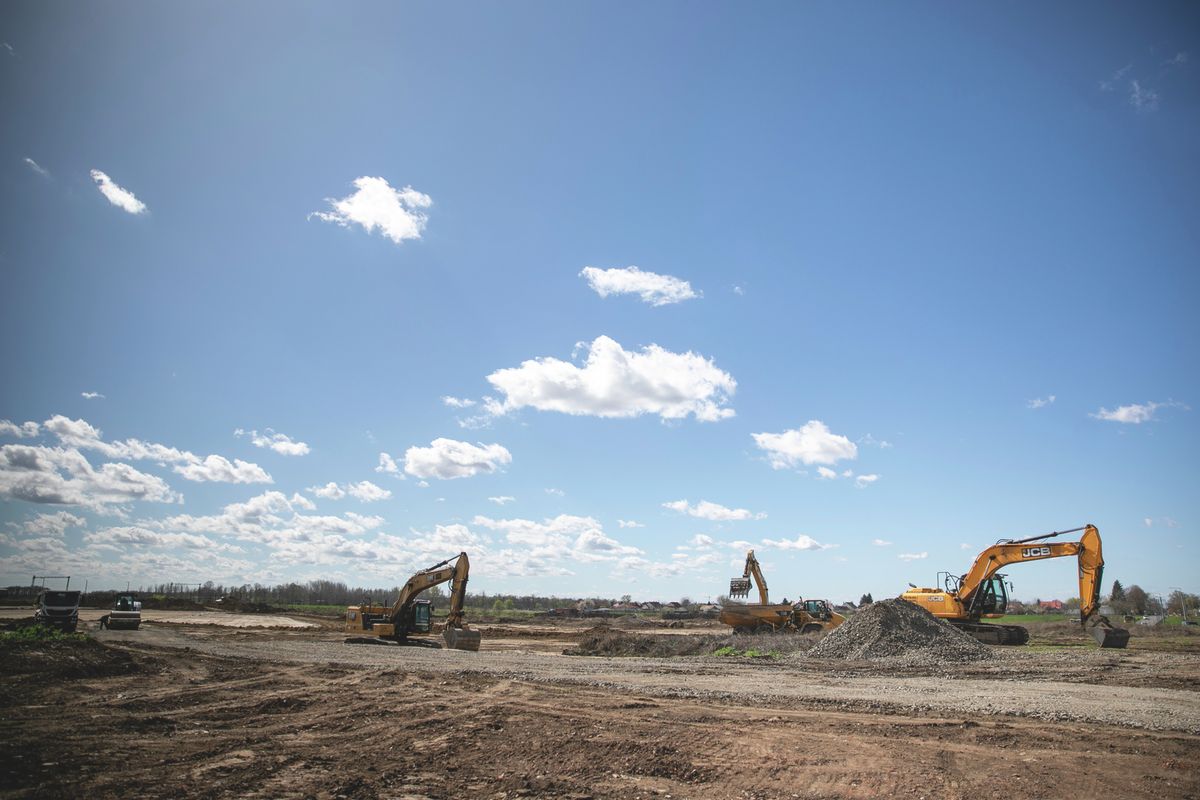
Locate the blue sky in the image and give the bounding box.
[1,2,1196,603]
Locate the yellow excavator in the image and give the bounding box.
[345,552,481,651]
[901,524,1129,648]
[719,550,845,634]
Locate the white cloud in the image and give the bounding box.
[689,534,714,548]
[290,492,316,511]
[235,428,310,456]
[816,466,838,480]
[960,543,971,550]
[0,420,40,438]
[898,552,928,561]
[84,526,238,553]
[173,455,272,484]
[872,538,892,547]
[760,534,833,551]
[1090,400,1187,424]
[24,157,49,177]
[309,176,430,244]
[81,391,105,400]
[375,452,404,478]
[0,444,181,511]
[3,42,14,56]
[854,474,879,488]
[733,285,745,296]
[488,495,516,505]
[90,169,147,214]
[1143,518,1153,528]
[1129,80,1159,112]
[442,396,476,408]
[403,438,511,480]
[472,514,641,563]
[752,420,857,469]
[662,499,765,521]
[1027,395,1055,409]
[7,511,87,537]
[308,482,346,500]
[617,519,644,528]
[579,266,700,306]
[545,488,565,497]
[345,480,391,502]
[485,335,736,423]
[857,433,893,449]
[44,415,272,484]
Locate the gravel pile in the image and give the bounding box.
[807,598,993,664]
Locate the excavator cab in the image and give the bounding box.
[972,575,1010,617]
[411,600,433,634]
[801,599,833,621]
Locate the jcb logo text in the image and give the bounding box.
[1022,546,1051,558]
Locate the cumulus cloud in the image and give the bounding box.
[854,474,879,488]
[308,482,346,500]
[816,466,838,480]
[7,511,87,537]
[442,396,476,408]
[872,538,892,547]
[43,415,271,484]
[1027,395,1055,409]
[81,391,105,400]
[24,157,49,177]
[488,495,516,505]
[484,335,736,422]
[345,480,391,502]
[1090,400,1187,424]
[375,452,404,478]
[309,176,430,244]
[760,534,833,551]
[0,444,181,510]
[90,169,147,214]
[545,488,565,497]
[0,420,40,438]
[579,266,700,306]
[403,438,512,480]
[898,552,928,561]
[235,428,310,456]
[753,420,857,469]
[662,499,765,521]
[472,514,641,563]
[617,519,644,528]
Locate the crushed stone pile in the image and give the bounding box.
[807,598,993,664]
[564,625,718,657]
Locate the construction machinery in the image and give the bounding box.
[901,524,1129,648]
[345,552,481,651]
[34,589,80,633]
[100,594,142,630]
[719,550,845,634]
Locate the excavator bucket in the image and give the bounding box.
[729,577,751,598]
[1089,622,1130,649]
[442,626,481,652]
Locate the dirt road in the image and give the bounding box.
[2,623,1198,799]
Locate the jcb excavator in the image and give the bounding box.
[901,524,1129,648]
[345,552,481,651]
[719,550,845,634]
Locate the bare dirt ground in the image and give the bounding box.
[2,616,1198,800]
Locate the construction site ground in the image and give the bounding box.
[2,611,1198,800]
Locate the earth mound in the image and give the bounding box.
[564,625,717,657]
[807,598,993,663]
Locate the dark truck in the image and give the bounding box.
[35,589,81,632]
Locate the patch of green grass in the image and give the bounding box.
[0,624,87,644]
[281,604,345,616]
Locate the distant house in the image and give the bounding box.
[1038,600,1065,611]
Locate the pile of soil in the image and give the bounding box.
[564,625,718,657]
[0,636,144,681]
[808,599,992,664]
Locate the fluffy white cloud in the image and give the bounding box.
[375,452,404,478]
[442,396,476,408]
[81,391,105,400]
[488,495,516,505]
[84,526,239,552]
[7,511,87,537]
[617,519,644,528]
[0,420,39,438]
[816,466,838,480]
[472,514,642,563]
[854,474,879,488]
[760,534,833,551]
[44,415,272,484]
[308,482,346,500]
[345,481,391,502]
[0,444,181,510]
[173,455,272,484]
[404,438,511,480]
[872,538,892,547]
[545,488,565,497]
[90,169,147,214]
[309,176,431,244]
[662,499,765,521]
[579,266,700,306]
[898,552,928,561]
[485,335,736,422]
[235,428,310,456]
[752,420,857,469]
[1027,395,1055,409]
[1090,400,1187,424]
[290,492,316,511]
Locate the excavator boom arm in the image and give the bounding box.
[389,553,468,626]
